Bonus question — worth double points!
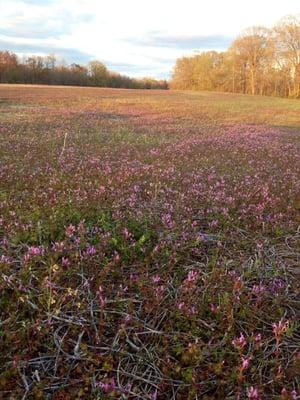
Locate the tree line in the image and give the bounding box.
[171,15,300,98]
[0,52,168,90]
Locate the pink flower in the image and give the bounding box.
[1,238,9,247]
[232,333,247,350]
[130,273,139,282]
[252,283,265,296]
[96,378,116,393]
[281,388,297,399]
[272,319,289,342]
[256,241,263,250]
[28,246,44,256]
[247,386,260,399]
[65,224,76,237]
[152,275,161,283]
[210,219,219,227]
[241,356,251,371]
[86,245,97,256]
[188,306,197,315]
[186,270,198,282]
[254,333,262,343]
[62,257,70,268]
[122,228,131,239]
[52,241,65,252]
[162,213,174,229]
[151,390,158,400]
[153,245,160,253]
[210,304,219,313]
[0,255,11,264]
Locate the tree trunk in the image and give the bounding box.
[232,65,235,93]
[250,69,255,95]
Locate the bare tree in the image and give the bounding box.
[275,15,300,97]
[231,27,273,95]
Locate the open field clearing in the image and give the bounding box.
[0,85,300,399]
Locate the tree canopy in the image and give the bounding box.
[0,52,168,90]
[171,15,300,98]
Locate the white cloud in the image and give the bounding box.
[0,0,299,78]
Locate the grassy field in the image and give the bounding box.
[0,85,299,399]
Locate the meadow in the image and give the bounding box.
[0,85,299,399]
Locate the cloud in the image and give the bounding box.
[0,1,94,40]
[21,0,56,4]
[128,32,233,50]
[108,56,175,70]
[107,62,171,79]
[0,38,92,64]
[0,14,93,40]
[1,0,299,79]
[1,23,68,40]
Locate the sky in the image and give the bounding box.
[0,0,299,79]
